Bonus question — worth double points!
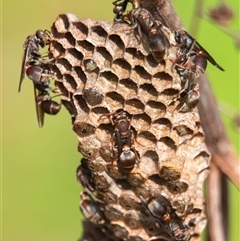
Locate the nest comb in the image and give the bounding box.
[49,13,210,241]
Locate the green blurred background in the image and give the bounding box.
[2,0,239,240]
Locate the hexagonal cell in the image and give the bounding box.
[83,85,104,106]
[145,101,166,121]
[77,137,101,160]
[63,74,78,92]
[53,14,72,33]
[138,151,159,176]
[76,40,94,56]
[95,123,113,143]
[92,171,112,191]
[83,59,99,73]
[124,212,142,229]
[105,92,125,111]
[69,68,86,91]
[51,64,62,79]
[158,137,176,151]
[167,181,188,194]
[56,58,72,73]
[67,48,83,66]
[193,151,210,174]
[131,66,152,86]
[95,47,113,68]
[97,71,118,92]
[65,32,76,46]
[106,34,125,59]
[151,72,173,93]
[136,131,157,148]
[61,98,77,117]
[159,88,180,102]
[73,121,96,137]
[147,174,166,187]
[71,21,89,40]
[150,118,172,140]
[112,59,131,79]
[89,106,110,127]
[107,164,125,179]
[55,36,76,50]
[188,133,206,147]
[144,55,160,75]
[50,40,65,58]
[172,198,192,214]
[73,94,89,113]
[73,66,87,83]
[117,78,138,99]
[90,23,109,45]
[138,84,158,103]
[124,48,145,68]
[104,205,123,221]
[125,99,145,115]
[174,125,194,137]
[119,191,141,210]
[102,188,121,204]
[126,171,148,187]
[55,80,69,97]
[159,165,181,182]
[143,151,159,163]
[132,186,151,199]
[86,156,106,172]
[131,113,151,132]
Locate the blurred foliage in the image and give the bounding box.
[2,0,239,241]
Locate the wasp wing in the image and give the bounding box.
[34,85,44,128]
[195,41,225,71]
[18,39,31,93]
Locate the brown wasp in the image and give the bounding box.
[19,30,61,127]
[100,110,137,172]
[174,30,224,71]
[19,29,51,92]
[35,90,61,128]
[140,195,190,241]
[80,192,105,225]
[25,62,61,127]
[173,30,224,89]
[129,7,170,61]
[113,0,170,61]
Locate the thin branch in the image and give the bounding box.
[206,162,227,241]
[196,74,240,189]
[189,0,204,36]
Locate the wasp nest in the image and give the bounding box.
[50,13,210,241]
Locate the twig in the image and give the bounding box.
[206,162,227,241]
[196,74,240,189]
[189,0,204,36]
